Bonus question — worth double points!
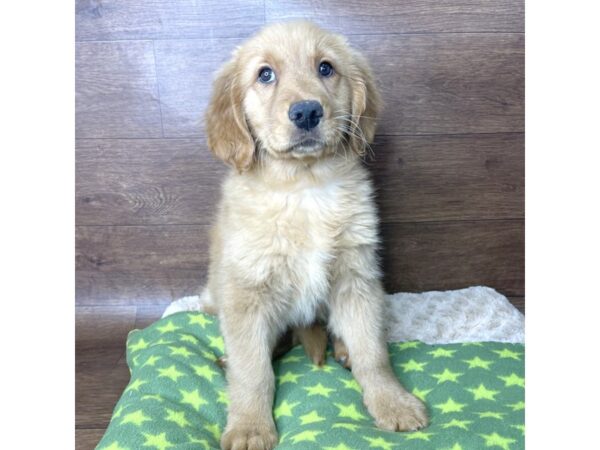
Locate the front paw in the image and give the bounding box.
[365,389,428,432]
[221,420,278,450]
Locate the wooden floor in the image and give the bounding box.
[75,1,524,448]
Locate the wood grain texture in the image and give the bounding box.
[152,33,523,138]
[369,133,524,222]
[351,33,524,135]
[76,305,137,349]
[508,296,525,313]
[76,133,523,227]
[380,219,524,296]
[76,138,226,226]
[266,0,524,33]
[76,347,130,428]
[76,309,131,430]
[76,220,523,305]
[153,38,241,137]
[76,41,162,138]
[76,0,264,41]
[76,225,210,305]
[75,306,166,431]
[134,304,169,329]
[76,428,105,450]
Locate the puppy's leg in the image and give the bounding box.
[293,324,328,366]
[333,337,352,369]
[328,249,428,432]
[219,287,279,450]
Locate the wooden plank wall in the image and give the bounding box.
[75,1,524,447]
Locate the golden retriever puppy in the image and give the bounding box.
[202,21,428,450]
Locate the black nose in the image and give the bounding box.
[288,100,323,131]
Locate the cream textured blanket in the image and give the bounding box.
[163,286,524,344]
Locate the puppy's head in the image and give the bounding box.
[205,22,381,172]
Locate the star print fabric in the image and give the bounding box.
[96,311,524,450]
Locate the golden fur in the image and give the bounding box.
[202,22,428,450]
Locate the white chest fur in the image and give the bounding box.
[222,175,345,325]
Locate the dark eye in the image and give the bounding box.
[258,67,276,84]
[319,61,334,77]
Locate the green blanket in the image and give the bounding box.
[96,311,524,450]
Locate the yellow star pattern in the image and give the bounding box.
[279,431,292,443]
[129,338,149,352]
[507,400,525,411]
[179,389,208,411]
[493,348,522,360]
[412,386,433,401]
[189,314,212,328]
[428,348,457,358]
[124,378,147,393]
[120,409,151,426]
[281,354,303,363]
[324,444,355,450]
[498,373,525,388]
[299,410,326,425]
[405,431,434,441]
[201,350,218,362]
[192,363,219,382]
[303,382,335,397]
[512,424,525,435]
[396,341,421,350]
[309,363,336,373]
[479,432,516,450]
[444,445,464,450]
[207,335,225,353]
[112,405,125,419]
[466,384,500,401]
[99,442,127,450]
[441,419,473,430]
[278,371,302,384]
[335,403,367,421]
[332,423,360,431]
[157,365,185,382]
[363,436,395,450]
[168,346,193,358]
[186,434,210,449]
[274,400,300,419]
[399,359,428,372]
[463,356,494,369]
[216,389,229,405]
[476,411,507,420]
[141,355,161,367]
[432,368,463,383]
[165,409,190,428]
[151,338,172,347]
[434,397,467,414]
[204,423,221,441]
[142,432,174,450]
[180,334,198,344]
[339,378,362,393]
[156,321,180,334]
[290,430,323,443]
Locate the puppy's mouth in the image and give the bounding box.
[286,138,325,154]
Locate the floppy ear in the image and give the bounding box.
[205,57,255,172]
[348,51,382,156]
